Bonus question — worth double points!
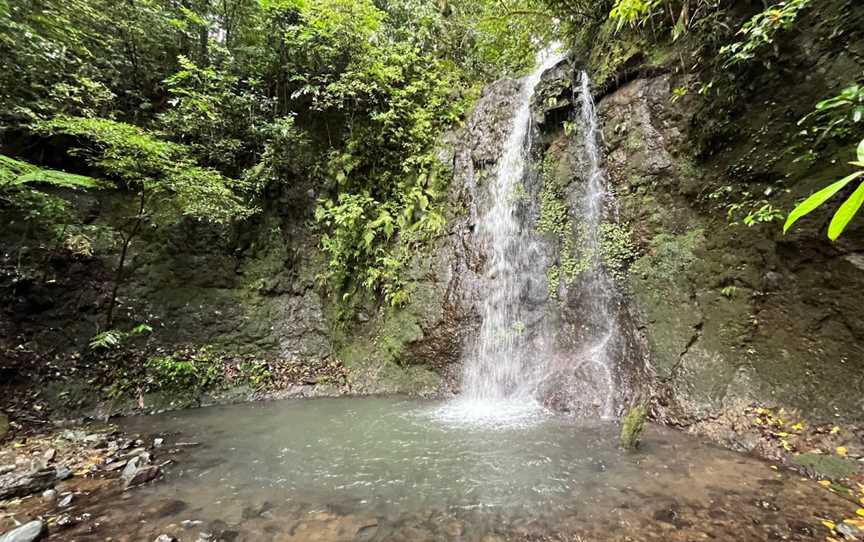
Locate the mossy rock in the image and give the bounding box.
[620,403,648,450]
[791,453,861,481]
[0,411,8,439]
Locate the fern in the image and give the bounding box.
[1,154,108,190]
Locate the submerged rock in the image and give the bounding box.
[0,521,46,542]
[792,453,861,480]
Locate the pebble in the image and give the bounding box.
[0,520,46,542]
[153,438,164,449]
[58,493,74,508]
[153,535,177,542]
[41,489,57,503]
[55,467,72,481]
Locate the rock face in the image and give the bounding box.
[588,0,864,427]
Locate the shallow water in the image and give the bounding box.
[70,397,853,541]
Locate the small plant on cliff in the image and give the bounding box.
[145,352,221,395]
[720,0,812,67]
[89,323,153,350]
[599,222,636,281]
[537,155,592,299]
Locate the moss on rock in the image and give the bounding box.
[620,403,648,450]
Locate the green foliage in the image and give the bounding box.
[786,85,864,240]
[0,154,107,237]
[145,351,221,395]
[537,156,590,298]
[3,0,557,315]
[720,0,811,66]
[237,360,273,390]
[599,222,636,281]
[727,199,783,227]
[798,84,864,146]
[609,0,660,31]
[159,55,277,176]
[35,116,255,223]
[720,285,738,298]
[89,324,153,350]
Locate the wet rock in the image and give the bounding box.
[42,449,55,463]
[792,453,861,480]
[153,438,164,448]
[0,412,8,439]
[121,455,161,488]
[55,515,74,529]
[41,489,56,503]
[0,465,14,476]
[0,468,56,500]
[125,465,160,487]
[837,522,864,540]
[58,493,74,508]
[54,467,72,481]
[153,536,177,542]
[0,520,46,542]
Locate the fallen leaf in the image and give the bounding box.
[822,519,836,530]
[831,426,841,435]
[819,480,832,487]
[837,446,848,457]
[857,508,864,518]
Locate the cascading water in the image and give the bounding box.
[564,71,620,419]
[440,48,566,424]
[440,50,627,424]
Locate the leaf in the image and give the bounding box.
[784,172,864,233]
[858,138,864,162]
[828,180,864,240]
[836,446,848,457]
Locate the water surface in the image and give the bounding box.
[76,397,855,541]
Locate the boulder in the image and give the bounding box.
[0,469,56,500]
[0,521,46,542]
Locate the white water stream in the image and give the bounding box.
[442,51,622,424]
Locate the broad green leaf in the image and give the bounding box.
[829,179,864,240]
[784,171,864,233]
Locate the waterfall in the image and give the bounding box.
[440,48,566,424]
[567,71,619,419]
[439,51,626,425]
